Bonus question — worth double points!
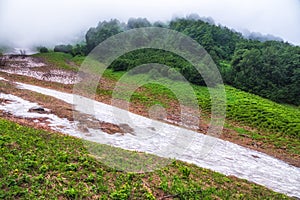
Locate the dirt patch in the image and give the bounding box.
[76,115,133,135]
[0,56,80,84]
[0,98,13,104]
[3,55,45,68]
[0,79,135,136]
[0,111,54,133]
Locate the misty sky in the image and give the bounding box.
[0,0,299,48]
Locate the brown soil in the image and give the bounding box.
[0,79,134,136]
[0,70,299,167]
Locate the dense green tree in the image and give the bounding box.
[71,44,87,56]
[85,19,123,53]
[127,18,151,29]
[170,19,242,62]
[229,41,300,105]
[153,21,167,28]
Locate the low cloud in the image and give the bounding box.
[0,0,299,49]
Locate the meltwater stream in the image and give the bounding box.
[2,80,299,198]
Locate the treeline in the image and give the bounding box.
[228,41,300,105]
[49,17,300,105]
[167,19,300,105]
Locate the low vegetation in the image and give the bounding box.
[33,52,84,71]
[0,119,291,199]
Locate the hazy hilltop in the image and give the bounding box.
[1,14,299,106]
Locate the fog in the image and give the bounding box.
[0,0,299,50]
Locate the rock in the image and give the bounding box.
[147,127,156,131]
[28,106,48,114]
[119,123,135,134]
[251,154,260,159]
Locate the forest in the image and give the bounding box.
[52,17,300,106]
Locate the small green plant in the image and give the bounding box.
[39,164,49,173]
[64,188,79,198]
[180,166,191,179]
[65,163,79,171]
[159,175,169,192]
[86,173,95,183]
[145,191,156,200]
[110,183,131,200]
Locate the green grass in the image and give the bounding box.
[0,118,291,199]
[33,52,85,71]
[102,69,126,81]
[224,86,300,137]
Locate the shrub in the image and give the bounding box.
[39,47,49,53]
[54,44,73,54]
[111,59,132,71]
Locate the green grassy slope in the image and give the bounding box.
[33,52,84,71]
[0,119,291,199]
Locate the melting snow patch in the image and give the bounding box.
[0,69,80,84]
[0,56,80,84]
[0,93,82,138]
[14,81,300,198]
[5,56,45,67]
